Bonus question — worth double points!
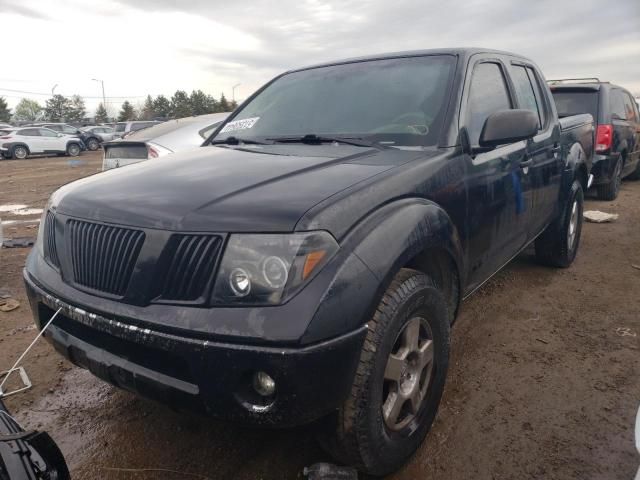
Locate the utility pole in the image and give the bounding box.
[232,83,241,103]
[92,78,107,119]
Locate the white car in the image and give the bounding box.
[0,127,84,160]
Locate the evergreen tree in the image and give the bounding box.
[153,95,171,118]
[13,98,42,121]
[95,103,108,123]
[171,90,192,118]
[218,93,230,112]
[117,101,136,121]
[139,95,156,120]
[44,94,72,122]
[67,95,86,121]
[190,90,211,115]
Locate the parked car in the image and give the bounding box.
[0,399,70,479]
[550,78,640,200]
[0,123,12,129]
[26,48,594,476]
[113,120,162,139]
[27,123,100,151]
[81,125,117,143]
[0,127,83,159]
[102,113,229,170]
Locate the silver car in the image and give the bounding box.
[82,125,117,143]
[102,113,229,170]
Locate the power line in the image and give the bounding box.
[0,87,150,99]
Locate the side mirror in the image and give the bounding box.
[479,109,539,148]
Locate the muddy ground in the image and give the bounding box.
[1,150,639,479]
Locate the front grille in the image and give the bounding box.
[44,211,60,268]
[67,220,145,296]
[159,234,222,301]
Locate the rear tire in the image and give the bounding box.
[86,138,100,151]
[66,143,81,157]
[535,179,584,268]
[597,157,622,200]
[320,269,450,476]
[12,145,28,160]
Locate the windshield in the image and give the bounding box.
[211,55,456,147]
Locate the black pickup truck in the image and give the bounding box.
[24,48,594,475]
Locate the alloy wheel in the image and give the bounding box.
[567,200,579,252]
[382,316,434,432]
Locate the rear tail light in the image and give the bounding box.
[147,145,159,158]
[0,136,12,139]
[595,124,613,153]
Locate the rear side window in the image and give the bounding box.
[511,66,541,128]
[622,92,638,122]
[611,90,627,120]
[46,125,62,132]
[551,91,599,120]
[39,129,57,137]
[526,68,547,128]
[466,62,512,145]
[115,123,126,132]
[61,125,78,134]
[19,128,40,136]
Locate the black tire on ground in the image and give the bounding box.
[535,179,584,268]
[628,159,640,181]
[320,268,450,476]
[597,157,622,200]
[11,145,28,160]
[86,138,100,151]
[66,143,81,157]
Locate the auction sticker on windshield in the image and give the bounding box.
[220,117,260,133]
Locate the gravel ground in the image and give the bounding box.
[1,151,639,479]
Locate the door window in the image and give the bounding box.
[39,128,57,137]
[611,90,627,120]
[19,128,40,136]
[46,125,62,132]
[466,62,512,145]
[622,92,638,122]
[511,65,541,128]
[526,67,547,128]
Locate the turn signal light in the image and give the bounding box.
[302,250,327,280]
[595,124,613,153]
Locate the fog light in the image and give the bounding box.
[252,371,276,397]
[229,268,251,297]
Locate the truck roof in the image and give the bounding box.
[287,47,530,73]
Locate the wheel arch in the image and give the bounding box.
[350,198,464,323]
[564,142,588,194]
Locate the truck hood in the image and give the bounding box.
[53,145,423,232]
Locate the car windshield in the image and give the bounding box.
[211,55,456,147]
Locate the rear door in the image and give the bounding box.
[508,62,562,237]
[19,128,43,152]
[611,88,635,175]
[621,91,640,173]
[462,57,529,289]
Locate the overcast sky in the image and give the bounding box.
[1,0,638,115]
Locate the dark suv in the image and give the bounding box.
[551,79,640,200]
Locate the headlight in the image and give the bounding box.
[35,204,49,258]
[212,231,338,305]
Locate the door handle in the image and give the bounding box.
[520,157,534,168]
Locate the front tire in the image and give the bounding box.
[12,145,28,159]
[597,157,622,200]
[86,138,100,151]
[535,179,584,268]
[66,143,81,157]
[321,269,450,476]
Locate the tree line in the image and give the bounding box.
[0,89,238,124]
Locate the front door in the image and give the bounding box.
[462,59,529,290]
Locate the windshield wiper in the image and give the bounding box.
[210,136,269,145]
[267,134,384,149]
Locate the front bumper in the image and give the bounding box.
[25,271,367,426]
